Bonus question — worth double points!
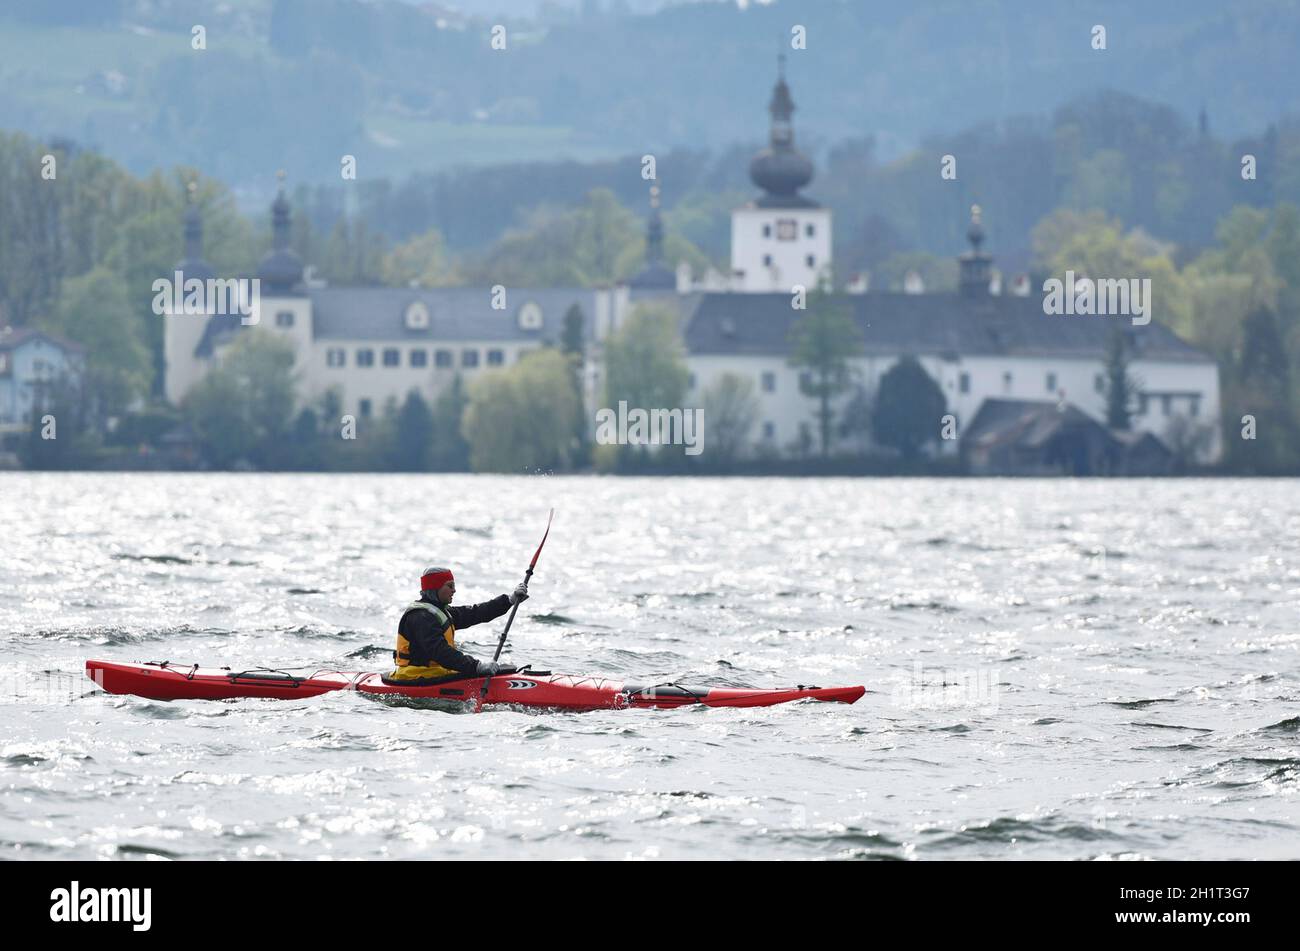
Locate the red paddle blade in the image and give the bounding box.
[529,508,554,570]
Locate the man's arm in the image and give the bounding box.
[427,635,480,674]
[448,594,512,629]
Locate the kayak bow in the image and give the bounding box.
[85,660,866,711]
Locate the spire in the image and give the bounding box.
[646,183,664,265]
[748,56,815,207]
[768,53,795,147]
[959,204,993,297]
[629,182,675,290]
[271,168,290,251]
[176,179,214,281]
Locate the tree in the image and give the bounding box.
[788,281,861,456]
[385,389,435,471]
[381,229,460,287]
[40,266,151,423]
[561,302,589,464]
[1239,306,1291,398]
[429,375,471,471]
[699,373,758,466]
[462,349,579,473]
[182,331,296,468]
[465,188,643,287]
[1103,327,1140,430]
[602,301,689,412]
[871,356,946,460]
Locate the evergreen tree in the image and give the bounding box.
[1103,328,1139,430]
[871,356,946,460]
[788,281,861,456]
[386,389,435,471]
[429,375,471,471]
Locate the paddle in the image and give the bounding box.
[477,508,553,711]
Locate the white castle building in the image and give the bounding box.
[164,63,1221,471]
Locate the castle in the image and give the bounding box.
[164,63,1221,471]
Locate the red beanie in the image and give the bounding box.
[420,566,455,591]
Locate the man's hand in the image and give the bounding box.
[509,582,530,605]
[475,660,516,677]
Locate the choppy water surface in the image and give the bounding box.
[1,473,1297,860]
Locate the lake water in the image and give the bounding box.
[1,473,1297,859]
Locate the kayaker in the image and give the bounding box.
[387,566,528,683]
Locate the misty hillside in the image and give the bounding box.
[1,0,1297,198]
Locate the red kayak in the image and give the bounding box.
[85,660,866,711]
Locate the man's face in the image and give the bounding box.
[436,580,456,603]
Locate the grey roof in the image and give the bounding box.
[682,292,1213,363]
[628,262,676,290]
[194,312,244,358]
[308,287,601,343]
[0,327,84,354]
[965,399,1103,450]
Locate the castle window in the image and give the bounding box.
[326,348,345,368]
[383,348,400,367]
[276,311,294,328]
[763,421,775,439]
[1002,371,1012,393]
[1139,394,1150,414]
[1094,373,1104,394]
[410,349,427,368]
[763,254,773,267]
[1161,395,1171,415]
[487,349,504,366]
[761,371,776,393]
[806,223,815,237]
[356,349,374,367]
[1190,395,1200,417]
[462,349,479,368]
[359,399,372,418]
[959,372,970,394]
[1046,372,1057,393]
[776,219,797,241]
[763,224,772,238]
[435,349,453,368]
[806,254,815,267]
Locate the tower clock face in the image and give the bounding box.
[776,219,797,241]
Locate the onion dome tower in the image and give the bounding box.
[730,56,832,292]
[256,170,304,294]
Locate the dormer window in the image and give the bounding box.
[517,301,543,331]
[404,300,430,331]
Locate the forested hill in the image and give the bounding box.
[1,0,1297,194]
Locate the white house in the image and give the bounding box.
[0,327,85,448]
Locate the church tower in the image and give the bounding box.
[730,56,832,292]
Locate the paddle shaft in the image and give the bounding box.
[489,563,533,663]
[478,511,553,706]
